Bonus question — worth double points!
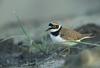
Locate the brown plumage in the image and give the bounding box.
[60,28,91,41]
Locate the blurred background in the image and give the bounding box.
[0,0,100,38]
[0,0,100,68]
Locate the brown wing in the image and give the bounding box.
[60,28,83,40]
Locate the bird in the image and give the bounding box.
[46,20,95,46]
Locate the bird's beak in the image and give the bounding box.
[46,28,51,31]
[46,23,53,31]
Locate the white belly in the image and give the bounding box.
[50,34,66,43]
[50,34,78,46]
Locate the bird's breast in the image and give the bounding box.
[50,34,78,46]
[50,34,66,43]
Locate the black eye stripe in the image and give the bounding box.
[49,23,53,26]
[51,25,59,29]
[48,23,59,29]
[55,25,59,28]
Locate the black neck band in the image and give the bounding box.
[51,26,62,36]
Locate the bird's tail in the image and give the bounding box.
[80,33,95,41]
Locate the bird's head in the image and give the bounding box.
[46,20,62,32]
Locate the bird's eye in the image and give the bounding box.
[53,25,59,28]
[55,25,59,28]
